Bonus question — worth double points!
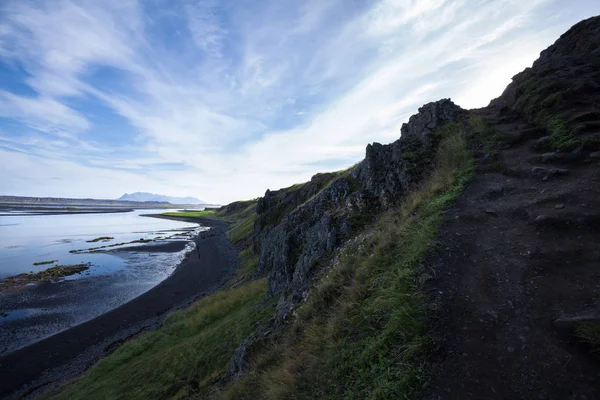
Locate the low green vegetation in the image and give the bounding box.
[221,125,474,399]
[162,209,216,218]
[511,75,587,151]
[470,115,518,157]
[228,212,256,244]
[46,279,273,400]
[32,260,57,266]
[575,323,600,353]
[86,236,114,243]
[217,201,260,283]
[1,263,90,290]
[233,247,260,283]
[544,116,582,150]
[215,201,258,246]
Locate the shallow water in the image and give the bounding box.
[0,209,207,354]
[0,209,199,277]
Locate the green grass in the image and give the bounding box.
[1,264,90,290]
[509,74,587,151]
[221,125,474,399]
[234,247,260,282]
[228,212,256,244]
[32,260,57,266]
[162,209,216,218]
[470,115,518,157]
[575,323,600,353]
[86,236,114,243]
[46,279,273,400]
[163,203,257,246]
[544,116,582,151]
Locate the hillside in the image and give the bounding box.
[34,16,600,400]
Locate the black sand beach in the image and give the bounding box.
[0,217,238,399]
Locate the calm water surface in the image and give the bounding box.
[0,209,199,277]
[0,209,206,354]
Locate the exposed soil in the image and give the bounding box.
[0,217,238,399]
[423,108,600,399]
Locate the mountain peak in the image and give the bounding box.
[117,192,205,205]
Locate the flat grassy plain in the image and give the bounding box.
[162,210,216,218]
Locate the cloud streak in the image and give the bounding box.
[0,0,599,203]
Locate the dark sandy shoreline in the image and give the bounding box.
[0,216,238,399]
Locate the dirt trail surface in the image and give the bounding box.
[423,108,600,399]
[0,217,238,399]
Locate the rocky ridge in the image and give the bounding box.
[252,99,467,297]
[490,16,600,152]
[224,17,600,394]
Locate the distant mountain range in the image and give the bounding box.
[118,192,205,205]
[0,195,170,208]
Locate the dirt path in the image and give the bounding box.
[0,217,238,399]
[423,108,600,399]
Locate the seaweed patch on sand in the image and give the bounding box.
[0,263,91,291]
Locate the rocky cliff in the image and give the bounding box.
[250,99,467,296]
[490,16,600,152]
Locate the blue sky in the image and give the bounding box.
[0,0,598,204]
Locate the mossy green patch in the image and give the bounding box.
[544,116,583,150]
[86,236,114,243]
[45,279,273,400]
[575,322,600,353]
[32,260,57,266]
[1,263,90,290]
[469,116,518,158]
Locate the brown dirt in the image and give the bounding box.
[423,108,600,399]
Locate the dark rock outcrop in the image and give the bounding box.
[253,99,467,296]
[354,99,467,207]
[228,338,249,379]
[490,16,600,137]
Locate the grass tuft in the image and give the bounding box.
[575,323,600,353]
[45,279,273,400]
[544,116,582,150]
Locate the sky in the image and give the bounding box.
[0,0,598,204]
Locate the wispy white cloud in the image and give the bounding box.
[0,90,89,131]
[0,0,598,203]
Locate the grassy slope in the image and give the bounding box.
[46,201,265,400]
[47,123,475,400]
[46,279,273,400]
[162,210,217,218]
[220,125,474,399]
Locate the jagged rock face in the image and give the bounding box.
[256,177,357,295]
[253,172,341,254]
[490,16,600,128]
[353,99,467,208]
[255,99,466,296]
[400,99,467,143]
